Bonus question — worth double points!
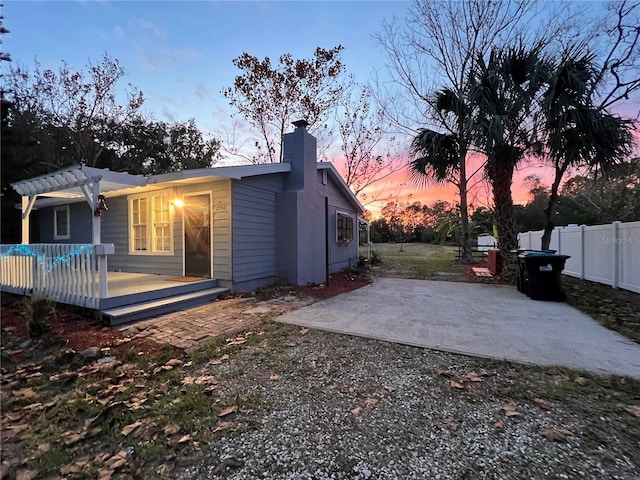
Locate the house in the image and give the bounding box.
[1,120,365,324]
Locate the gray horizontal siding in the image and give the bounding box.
[318,173,359,274]
[105,194,182,276]
[232,176,281,284]
[39,202,93,244]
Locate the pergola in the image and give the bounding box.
[11,165,147,245]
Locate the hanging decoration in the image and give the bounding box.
[94,194,109,218]
[0,245,94,273]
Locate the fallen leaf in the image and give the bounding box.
[213,421,232,432]
[533,398,552,410]
[209,354,230,366]
[177,434,191,444]
[450,380,465,389]
[269,374,281,381]
[502,402,520,417]
[218,405,238,417]
[539,427,573,442]
[62,430,87,446]
[165,358,183,367]
[436,369,454,378]
[285,341,297,347]
[494,420,504,429]
[104,450,128,470]
[351,406,362,416]
[37,443,51,453]
[574,376,587,385]
[618,403,640,420]
[95,452,112,464]
[299,327,309,336]
[365,398,378,407]
[15,470,37,480]
[97,468,115,480]
[464,371,483,382]
[163,424,181,436]
[13,388,37,399]
[121,420,143,436]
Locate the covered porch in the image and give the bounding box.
[0,256,227,325]
[1,165,228,325]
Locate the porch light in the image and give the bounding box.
[94,194,108,217]
[171,199,184,208]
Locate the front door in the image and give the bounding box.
[184,194,211,278]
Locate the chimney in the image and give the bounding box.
[282,119,316,192]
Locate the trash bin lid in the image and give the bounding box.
[519,251,570,260]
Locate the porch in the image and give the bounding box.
[0,243,228,326]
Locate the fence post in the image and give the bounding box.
[580,225,585,280]
[557,227,562,254]
[613,221,621,289]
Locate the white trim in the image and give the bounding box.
[183,191,213,278]
[150,163,291,184]
[127,192,175,255]
[336,210,354,244]
[317,162,364,213]
[11,164,146,198]
[53,205,71,240]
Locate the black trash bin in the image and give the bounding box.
[510,249,556,295]
[519,252,570,301]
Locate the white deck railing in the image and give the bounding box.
[518,221,640,294]
[0,244,114,309]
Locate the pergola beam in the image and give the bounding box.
[11,165,148,245]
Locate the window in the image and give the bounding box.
[152,195,171,252]
[336,212,354,244]
[129,194,172,253]
[53,205,70,240]
[131,198,147,251]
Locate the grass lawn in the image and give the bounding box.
[363,242,463,279]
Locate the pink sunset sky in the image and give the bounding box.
[4,0,638,219]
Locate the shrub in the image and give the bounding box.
[23,296,54,337]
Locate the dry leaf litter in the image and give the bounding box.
[178,329,639,480]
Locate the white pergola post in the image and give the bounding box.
[20,195,38,245]
[92,181,101,245]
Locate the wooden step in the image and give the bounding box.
[101,287,229,326]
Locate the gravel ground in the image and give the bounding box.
[178,325,640,480]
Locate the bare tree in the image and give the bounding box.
[590,0,640,115]
[333,84,406,205]
[222,47,348,163]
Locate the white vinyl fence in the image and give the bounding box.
[518,221,640,294]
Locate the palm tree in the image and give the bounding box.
[468,45,554,279]
[540,48,633,250]
[410,88,476,262]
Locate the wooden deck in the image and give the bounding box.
[1,271,229,325]
[98,272,228,325]
[104,272,212,298]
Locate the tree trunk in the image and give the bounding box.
[458,150,474,262]
[541,164,566,250]
[489,158,518,282]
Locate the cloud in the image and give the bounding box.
[195,85,210,100]
[160,107,177,124]
[140,47,203,70]
[137,18,166,40]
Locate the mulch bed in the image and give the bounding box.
[1,294,168,366]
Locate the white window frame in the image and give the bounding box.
[336,211,354,244]
[53,205,70,240]
[128,193,174,255]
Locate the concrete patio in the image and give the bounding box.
[276,277,640,379]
